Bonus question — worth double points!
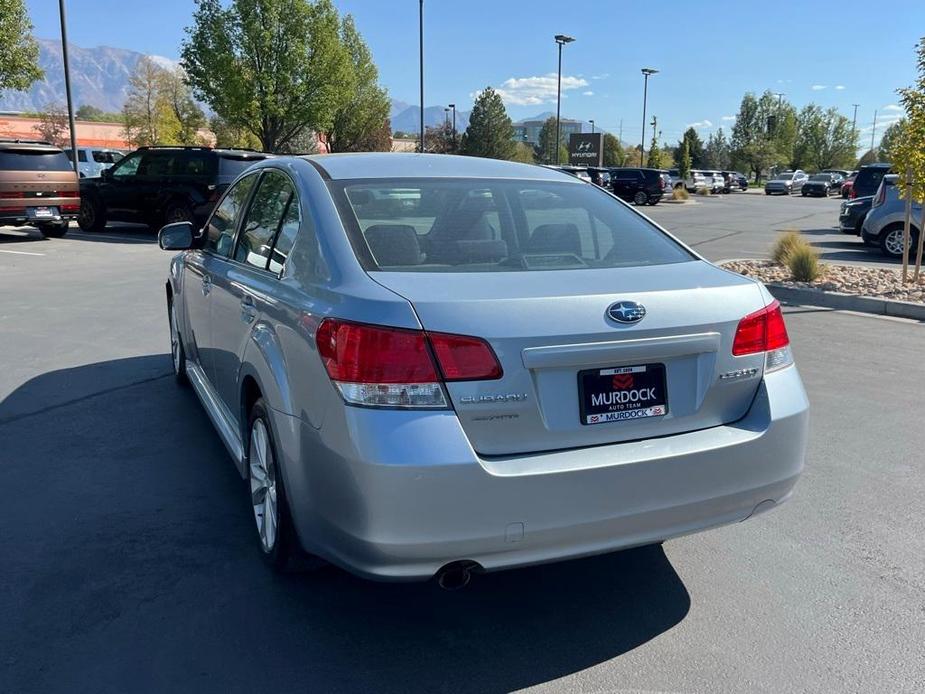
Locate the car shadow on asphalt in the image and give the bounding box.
[0,228,45,244]
[1,355,691,694]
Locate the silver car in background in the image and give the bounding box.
[861,174,919,257]
[158,153,809,585]
[765,170,808,195]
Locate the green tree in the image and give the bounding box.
[76,104,105,121]
[510,141,535,164]
[878,118,905,163]
[731,91,795,181]
[424,122,454,153]
[679,139,691,180]
[160,67,207,144]
[646,130,661,168]
[703,128,731,170]
[536,116,568,164]
[792,105,855,171]
[324,15,391,153]
[210,114,261,149]
[122,57,174,146]
[0,0,43,95]
[894,37,925,203]
[602,133,622,166]
[460,87,515,160]
[679,127,705,169]
[182,0,351,153]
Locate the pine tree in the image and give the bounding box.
[679,139,691,180]
[460,87,515,160]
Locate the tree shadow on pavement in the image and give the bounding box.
[1,356,691,694]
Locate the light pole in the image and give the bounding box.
[448,103,456,151]
[554,34,575,165]
[58,0,78,175]
[589,119,595,134]
[639,67,658,166]
[871,109,878,153]
[418,0,424,153]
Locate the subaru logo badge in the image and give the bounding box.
[607,301,646,324]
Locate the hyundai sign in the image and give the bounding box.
[568,132,603,166]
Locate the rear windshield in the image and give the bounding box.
[776,173,794,180]
[0,149,72,171]
[809,174,830,181]
[334,178,694,273]
[855,167,889,192]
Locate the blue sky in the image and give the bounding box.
[25,0,925,146]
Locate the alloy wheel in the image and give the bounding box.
[249,418,278,552]
[884,228,906,257]
[169,304,181,375]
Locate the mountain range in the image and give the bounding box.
[1,40,589,135]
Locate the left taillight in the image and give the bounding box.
[732,300,793,372]
[315,319,502,409]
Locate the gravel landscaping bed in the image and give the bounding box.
[722,259,925,304]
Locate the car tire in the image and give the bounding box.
[633,191,647,206]
[37,221,68,238]
[879,224,910,258]
[247,399,300,572]
[164,201,194,226]
[77,196,106,232]
[168,300,189,386]
[647,197,659,206]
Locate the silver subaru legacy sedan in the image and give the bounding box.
[158,153,809,586]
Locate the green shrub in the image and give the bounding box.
[787,244,821,282]
[672,186,689,201]
[772,230,803,264]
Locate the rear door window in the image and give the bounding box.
[0,150,72,171]
[138,152,174,177]
[206,173,257,257]
[234,170,295,270]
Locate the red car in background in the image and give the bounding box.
[841,171,857,199]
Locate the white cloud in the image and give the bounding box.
[882,104,902,111]
[721,115,736,121]
[811,84,827,91]
[492,73,590,106]
[834,85,846,90]
[591,73,609,80]
[582,90,594,96]
[686,119,713,129]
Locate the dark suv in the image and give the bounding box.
[77,146,270,231]
[609,167,665,205]
[0,139,79,237]
[849,163,891,199]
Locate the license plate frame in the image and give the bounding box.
[26,206,58,220]
[577,363,668,425]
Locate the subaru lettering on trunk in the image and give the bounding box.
[159,152,809,585]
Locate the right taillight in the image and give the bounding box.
[732,300,793,372]
[872,184,886,208]
[315,319,502,408]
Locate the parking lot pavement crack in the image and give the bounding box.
[690,230,743,247]
[0,372,172,427]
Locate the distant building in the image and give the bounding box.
[513,118,583,146]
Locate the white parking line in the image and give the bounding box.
[0,249,45,256]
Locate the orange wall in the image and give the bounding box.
[0,115,131,148]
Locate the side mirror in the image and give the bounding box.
[158,221,195,250]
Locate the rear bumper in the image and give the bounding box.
[281,365,809,581]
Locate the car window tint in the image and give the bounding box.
[234,171,294,270]
[338,178,693,272]
[138,152,173,177]
[268,193,301,275]
[173,152,213,177]
[206,174,257,257]
[0,150,72,171]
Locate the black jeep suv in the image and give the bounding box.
[77,146,270,231]
[609,167,666,205]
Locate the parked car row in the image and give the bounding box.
[64,146,125,178]
[670,169,748,194]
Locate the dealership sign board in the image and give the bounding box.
[568,132,603,166]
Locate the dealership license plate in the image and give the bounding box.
[26,206,57,219]
[578,364,668,425]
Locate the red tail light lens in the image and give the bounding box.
[316,319,437,383]
[315,319,502,408]
[429,332,502,381]
[732,300,790,356]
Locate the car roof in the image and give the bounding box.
[304,152,580,182]
[0,139,62,152]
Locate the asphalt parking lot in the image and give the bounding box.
[2,193,924,693]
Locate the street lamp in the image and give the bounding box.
[639,67,658,166]
[58,0,78,175]
[418,0,424,153]
[554,34,575,165]
[589,119,595,134]
[448,103,456,151]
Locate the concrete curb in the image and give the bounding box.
[766,284,925,321]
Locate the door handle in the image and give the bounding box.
[201,274,212,296]
[240,296,257,324]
